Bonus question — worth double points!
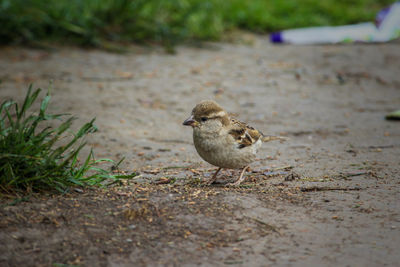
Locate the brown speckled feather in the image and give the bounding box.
[228,118,262,149]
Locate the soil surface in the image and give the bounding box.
[0,37,399,266]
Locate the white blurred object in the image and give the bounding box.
[270,2,400,44]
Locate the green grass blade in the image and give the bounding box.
[4,108,15,130]
[39,91,51,117]
[18,85,41,120]
[0,100,16,132]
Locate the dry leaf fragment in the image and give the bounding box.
[184,231,192,238]
[115,71,133,78]
[155,177,170,184]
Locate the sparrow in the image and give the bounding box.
[183,100,285,186]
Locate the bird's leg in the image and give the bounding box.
[205,167,222,185]
[228,165,249,186]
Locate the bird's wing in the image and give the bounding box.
[228,118,262,148]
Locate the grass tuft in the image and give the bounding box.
[0,85,136,194]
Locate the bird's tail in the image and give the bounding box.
[261,135,289,143]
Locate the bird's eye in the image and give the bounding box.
[201,117,208,122]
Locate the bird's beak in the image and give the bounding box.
[183,115,197,127]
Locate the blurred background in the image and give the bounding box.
[0,0,394,49]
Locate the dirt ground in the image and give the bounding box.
[0,37,399,266]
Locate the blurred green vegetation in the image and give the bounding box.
[0,0,393,48]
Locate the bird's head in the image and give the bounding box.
[183,100,230,130]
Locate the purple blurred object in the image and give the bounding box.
[270,32,283,43]
[375,6,391,28]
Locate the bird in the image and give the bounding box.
[183,100,285,186]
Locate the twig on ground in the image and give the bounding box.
[300,186,362,192]
[250,217,281,235]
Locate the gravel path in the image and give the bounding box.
[1,38,399,266]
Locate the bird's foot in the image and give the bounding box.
[203,167,222,186]
[226,165,249,187]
